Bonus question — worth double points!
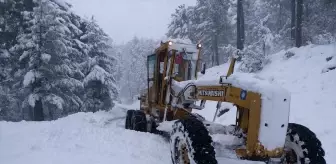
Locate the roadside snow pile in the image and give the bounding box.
[194,43,336,163]
[0,107,170,164]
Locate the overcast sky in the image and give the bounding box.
[66,0,196,44]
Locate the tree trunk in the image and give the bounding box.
[291,0,296,45]
[278,0,283,32]
[237,0,241,50]
[211,53,214,67]
[213,34,219,66]
[34,99,44,121]
[237,0,245,60]
[295,0,303,47]
[240,2,245,47]
[32,0,44,121]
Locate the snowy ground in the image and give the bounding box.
[0,107,171,164]
[0,103,257,164]
[1,43,335,163]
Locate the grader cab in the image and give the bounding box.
[139,40,203,121]
[125,40,326,164]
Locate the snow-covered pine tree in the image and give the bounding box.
[10,0,84,121]
[302,0,336,45]
[117,37,157,103]
[167,0,233,67]
[0,0,119,121]
[0,0,36,121]
[1,0,21,49]
[80,18,118,112]
[167,4,192,40]
[111,45,123,85]
[0,49,22,121]
[239,0,273,73]
[198,0,232,66]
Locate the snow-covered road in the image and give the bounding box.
[0,106,261,164]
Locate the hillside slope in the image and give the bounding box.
[195,43,336,163]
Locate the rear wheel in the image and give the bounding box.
[170,117,217,164]
[283,123,326,164]
[125,110,135,129]
[130,110,147,132]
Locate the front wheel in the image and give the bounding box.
[170,117,217,164]
[283,123,326,164]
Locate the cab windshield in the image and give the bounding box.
[173,51,198,81]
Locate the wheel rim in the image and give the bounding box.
[284,148,299,164]
[174,137,190,164]
[284,137,302,164]
[180,143,190,164]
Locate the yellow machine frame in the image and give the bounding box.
[197,58,283,159]
[141,41,283,160]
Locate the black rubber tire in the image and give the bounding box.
[170,117,218,164]
[125,110,135,129]
[192,113,206,121]
[130,110,147,132]
[284,123,326,164]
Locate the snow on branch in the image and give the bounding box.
[84,65,115,87]
[44,94,65,110]
[23,70,41,87]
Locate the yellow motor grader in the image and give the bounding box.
[124,40,326,164]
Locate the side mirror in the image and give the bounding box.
[201,62,206,74]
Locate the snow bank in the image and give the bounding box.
[259,44,336,163]
[195,43,336,163]
[0,99,259,164]
[0,107,170,164]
